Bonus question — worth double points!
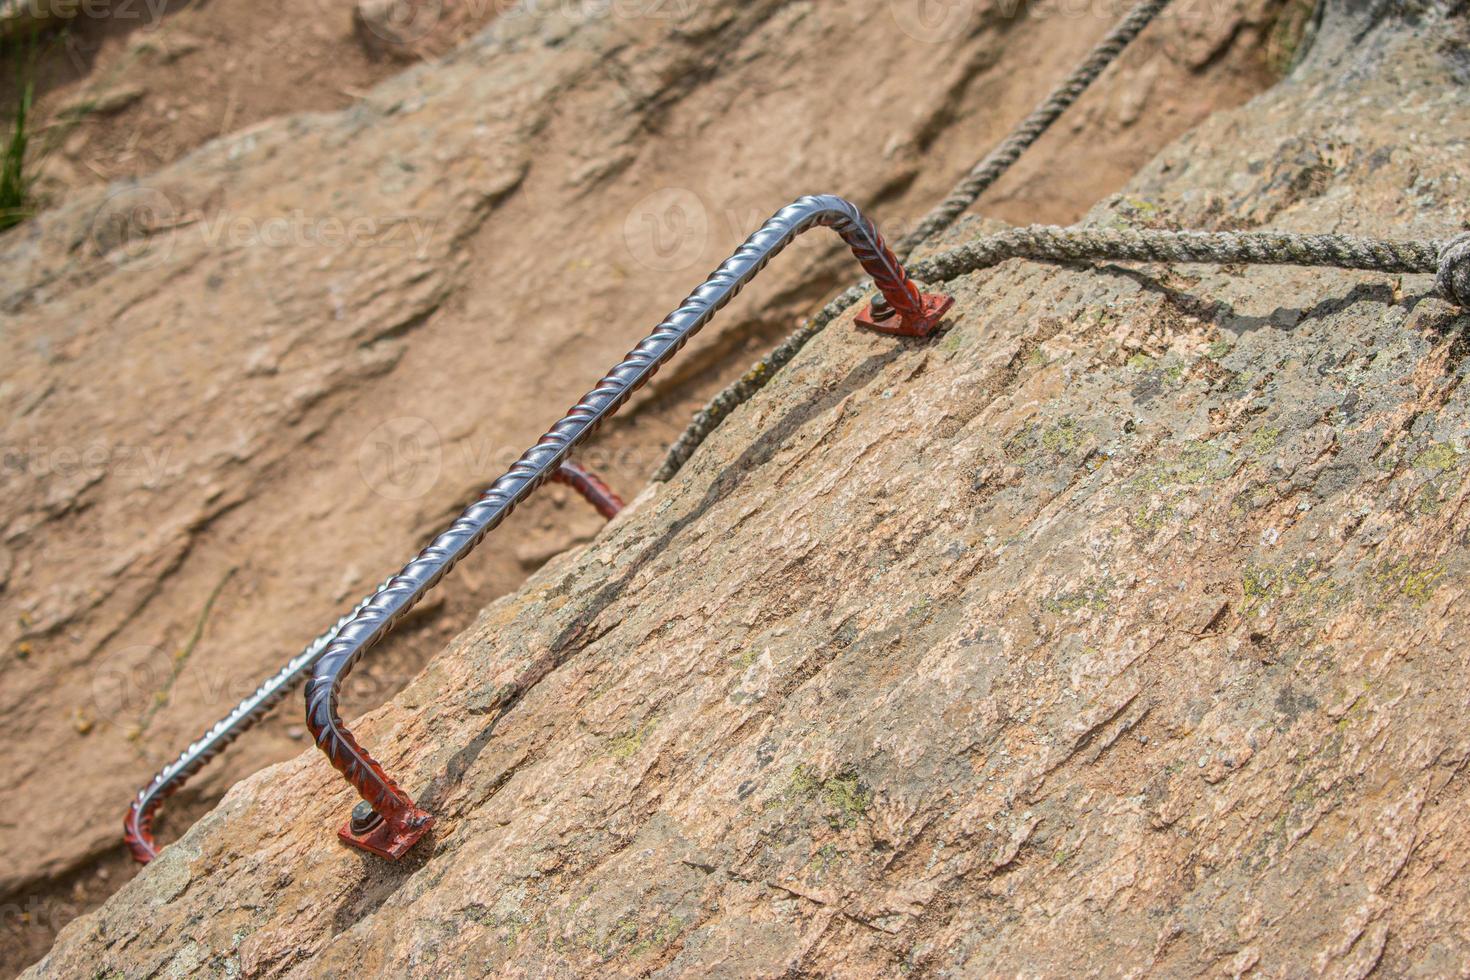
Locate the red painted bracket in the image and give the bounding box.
[855,291,954,338]
[338,802,434,860]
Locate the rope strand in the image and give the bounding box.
[910,224,1447,283]
[896,0,1174,256]
[654,223,1468,483]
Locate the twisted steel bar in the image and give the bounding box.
[124,460,622,864]
[124,588,380,864]
[305,194,952,859]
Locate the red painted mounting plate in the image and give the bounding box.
[338,811,435,860]
[855,292,955,338]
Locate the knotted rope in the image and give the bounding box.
[1437,232,1470,307]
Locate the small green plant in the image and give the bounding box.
[0,77,31,232]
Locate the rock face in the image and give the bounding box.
[0,0,1279,963]
[21,0,1470,974]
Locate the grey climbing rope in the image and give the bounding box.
[907,224,1460,287]
[655,225,1469,482]
[655,0,1173,482]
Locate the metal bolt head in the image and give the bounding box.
[350,801,383,835]
[869,293,896,321]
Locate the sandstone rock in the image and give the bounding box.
[22,0,1470,974]
[0,0,1281,970]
